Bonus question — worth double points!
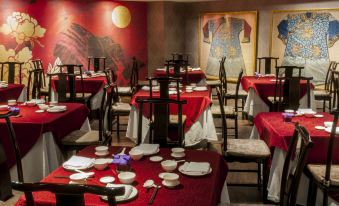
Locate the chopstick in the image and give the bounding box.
[148,186,159,205]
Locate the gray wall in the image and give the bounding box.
[148,0,339,74]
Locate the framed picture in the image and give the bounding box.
[199,11,258,78]
[270,9,339,84]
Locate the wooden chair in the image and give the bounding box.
[0,62,24,84]
[87,56,106,72]
[330,70,339,111]
[117,57,139,96]
[212,70,243,139]
[31,59,49,98]
[27,68,45,100]
[217,86,271,202]
[314,61,337,112]
[12,182,124,206]
[306,110,339,206]
[61,84,113,154]
[257,57,279,74]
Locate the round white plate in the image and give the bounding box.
[144,148,160,156]
[62,163,94,171]
[0,105,9,111]
[100,176,115,184]
[150,156,163,162]
[315,126,325,130]
[47,108,65,113]
[158,172,175,179]
[178,165,212,176]
[162,180,180,188]
[314,114,324,118]
[171,152,185,159]
[193,87,208,91]
[101,185,138,202]
[324,127,339,134]
[35,110,45,113]
[95,151,109,157]
[185,90,193,93]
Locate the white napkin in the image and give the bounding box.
[49,105,67,112]
[192,67,201,71]
[296,108,315,115]
[63,156,95,168]
[194,86,207,91]
[182,162,210,173]
[107,184,133,201]
[133,144,159,155]
[169,90,177,95]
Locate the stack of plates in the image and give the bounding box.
[193,86,208,91]
[132,144,159,155]
[0,81,8,88]
[62,155,95,170]
[47,105,67,113]
[178,162,212,176]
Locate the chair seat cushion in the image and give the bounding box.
[314,90,331,97]
[226,139,270,158]
[117,87,132,94]
[169,114,187,124]
[314,84,325,91]
[227,90,248,97]
[112,102,131,112]
[62,130,100,145]
[307,164,339,186]
[66,93,92,99]
[211,104,236,116]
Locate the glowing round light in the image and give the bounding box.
[112,6,131,29]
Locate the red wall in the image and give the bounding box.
[0,0,147,86]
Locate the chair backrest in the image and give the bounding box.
[31,59,46,87]
[216,87,228,152]
[280,123,313,206]
[257,57,279,74]
[324,61,338,92]
[12,182,124,206]
[130,57,139,94]
[57,64,86,99]
[323,110,339,188]
[47,73,80,102]
[88,56,106,72]
[275,66,304,78]
[0,62,24,84]
[27,68,44,100]
[330,70,339,111]
[100,83,114,143]
[136,97,187,147]
[219,57,227,94]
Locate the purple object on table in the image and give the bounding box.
[282,112,294,122]
[113,154,131,165]
[9,107,20,115]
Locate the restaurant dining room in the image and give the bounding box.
[1,0,339,205]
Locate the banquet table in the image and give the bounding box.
[51,75,107,110]
[15,146,230,206]
[0,84,26,102]
[241,76,316,117]
[251,112,339,205]
[126,86,218,146]
[154,68,206,84]
[0,103,90,182]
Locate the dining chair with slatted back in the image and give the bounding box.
[88,56,106,72]
[12,182,124,206]
[306,110,339,206]
[280,123,313,206]
[27,68,44,100]
[61,84,113,155]
[217,86,271,202]
[31,59,49,100]
[116,57,139,96]
[257,57,279,74]
[47,73,71,102]
[330,70,339,111]
[0,62,24,84]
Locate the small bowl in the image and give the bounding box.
[0,105,9,111]
[26,101,36,107]
[38,104,49,110]
[94,158,108,170]
[171,152,185,159]
[49,101,58,106]
[129,149,144,161]
[7,99,17,106]
[161,160,177,172]
[118,172,136,184]
[171,148,185,153]
[162,173,180,187]
[95,146,108,153]
[69,173,88,184]
[324,121,333,128]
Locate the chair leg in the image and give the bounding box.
[323,190,328,206]
[116,115,120,141]
[262,159,269,203]
[234,117,238,139]
[257,162,261,190]
[307,178,317,206]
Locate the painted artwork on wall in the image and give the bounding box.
[270,9,339,84]
[0,0,147,86]
[199,11,257,78]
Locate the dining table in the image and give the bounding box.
[14,146,230,206]
[154,68,206,84]
[126,86,217,146]
[241,76,316,118]
[0,102,90,182]
[251,112,339,205]
[0,84,26,102]
[51,74,107,110]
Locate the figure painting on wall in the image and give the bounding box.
[200,11,257,78]
[271,10,339,84]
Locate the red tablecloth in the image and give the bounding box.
[52,76,107,95]
[241,76,311,106]
[15,146,228,206]
[154,69,206,84]
[130,87,212,132]
[0,84,24,102]
[254,112,339,164]
[0,103,89,168]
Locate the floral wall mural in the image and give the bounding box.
[0,0,147,86]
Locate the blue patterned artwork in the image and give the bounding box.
[200,12,257,78]
[275,11,339,83]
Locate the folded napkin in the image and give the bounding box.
[192,67,201,71]
[133,144,159,155]
[49,105,67,111]
[296,108,315,115]
[107,184,132,201]
[169,90,177,95]
[182,162,210,173]
[194,86,208,91]
[63,156,95,168]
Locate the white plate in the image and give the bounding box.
[62,163,94,171]
[171,152,185,159]
[150,156,163,162]
[95,151,109,157]
[324,127,339,134]
[162,180,180,188]
[193,87,208,91]
[158,172,174,179]
[47,108,66,113]
[314,114,324,118]
[315,126,325,130]
[178,165,212,176]
[102,184,138,202]
[0,105,9,111]
[100,176,115,184]
[35,110,45,113]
